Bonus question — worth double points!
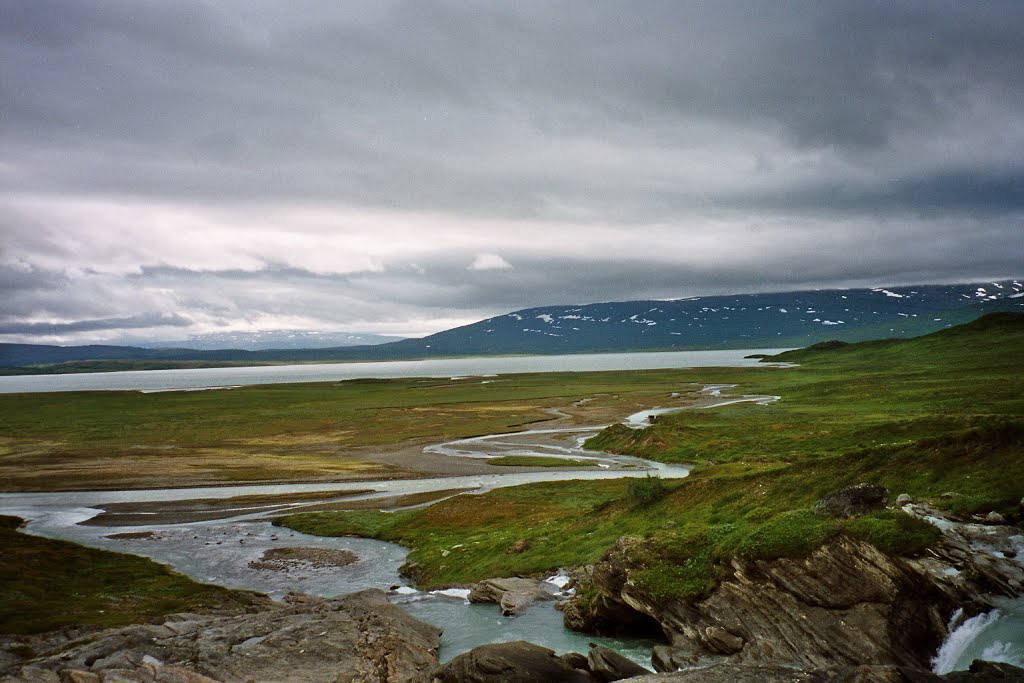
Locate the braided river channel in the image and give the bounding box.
[2,351,1020,670]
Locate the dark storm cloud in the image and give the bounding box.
[0,313,190,336]
[1,1,1023,342]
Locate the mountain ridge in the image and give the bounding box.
[2,279,1022,370]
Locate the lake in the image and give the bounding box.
[0,348,789,393]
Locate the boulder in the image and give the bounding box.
[586,645,651,681]
[467,577,554,616]
[650,644,702,673]
[1,590,440,683]
[431,641,592,682]
[943,660,1024,682]
[813,483,889,518]
[561,652,590,671]
[984,512,1005,525]
[896,494,913,506]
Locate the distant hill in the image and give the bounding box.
[130,330,404,351]
[765,311,1024,365]
[1,279,1022,371]
[373,280,1023,358]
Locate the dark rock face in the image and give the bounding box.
[431,641,592,682]
[562,542,665,639]
[467,577,554,616]
[813,483,890,518]
[0,590,440,683]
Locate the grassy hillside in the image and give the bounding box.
[0,516,264,635]
[278,313,1024,599]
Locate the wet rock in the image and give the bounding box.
[649,644,703,673]
[467,577,554,616]
[984,512,1005,525]
[1,589,440,683]
[586,645,651,681]
[942,660,1024,681]
[612,663,1002,681]
[561,652,590,671]
[431,641,592,682]
[813,483,889,518]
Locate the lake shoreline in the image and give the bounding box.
[0,348,791,394]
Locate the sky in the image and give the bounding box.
[3,1,1024,344]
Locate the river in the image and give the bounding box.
[0,420,695,665]
[0,348,790,393]
[2,369,1019,672]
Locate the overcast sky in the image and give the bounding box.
[3,1,1024,343]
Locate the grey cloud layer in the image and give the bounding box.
[2,1,1023,342]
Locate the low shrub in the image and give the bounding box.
[626,475,668,507]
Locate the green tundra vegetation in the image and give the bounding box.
[278,313,1024,602]
[0,516,263,635]
[0,372,709,491]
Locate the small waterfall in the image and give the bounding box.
[932,600,1024,674]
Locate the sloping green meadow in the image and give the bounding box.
[0,516,264,635]
[279,314,1024,600]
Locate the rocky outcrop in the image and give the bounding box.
[611,660,1024,682]
[564,535,957,671]
[431,641,1024,683]
[562,505,1024,674]
[560,540,665,639]
[431,642,652,683]
[467,577,554,616]
[813,483,889,518]
[0,590,440,683]
[431,641,592,682]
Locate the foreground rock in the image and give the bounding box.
[617,660,1024,682]
[0,589,440,683]
[587,645,652,681]
[431,641,592,682]
[467,577,554,616]
[562,525,1020,672]
[430,642,1024,683]
[559,483,1024,674]
[432,642,652,683]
